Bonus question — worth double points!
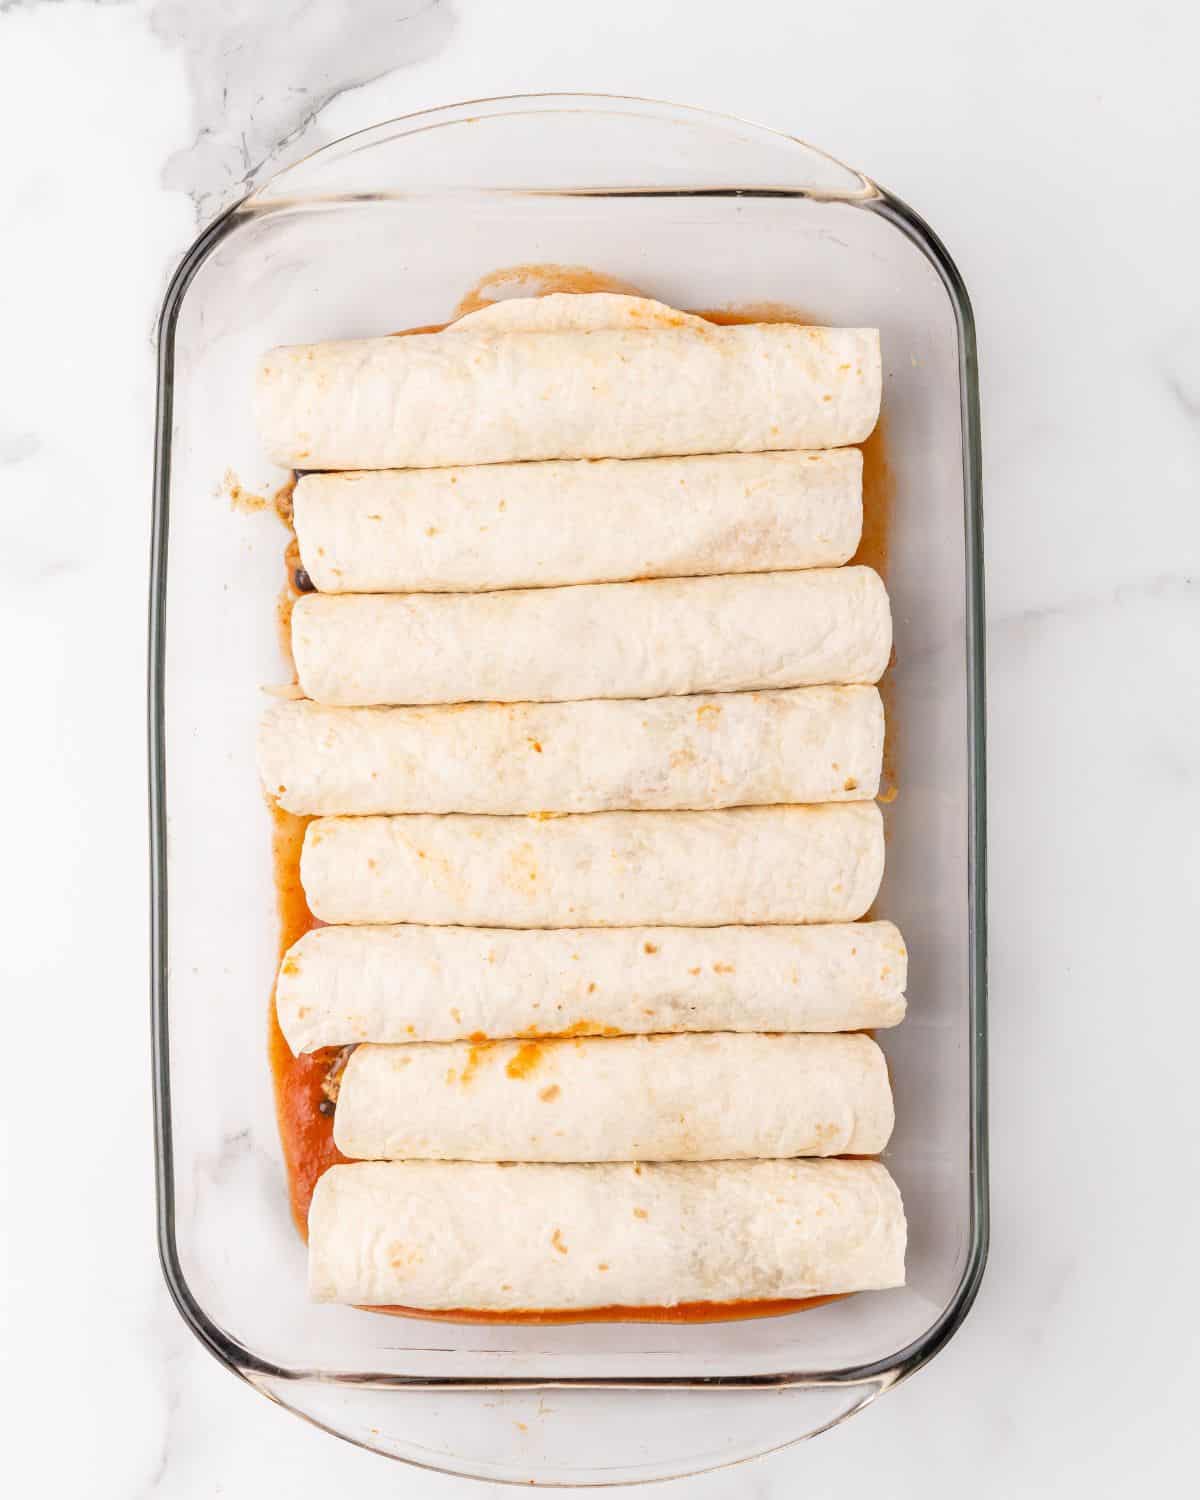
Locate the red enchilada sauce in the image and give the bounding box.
[268,804,346,1234]
[267,269,893,1321]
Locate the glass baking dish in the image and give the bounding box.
[150,94,987,1485]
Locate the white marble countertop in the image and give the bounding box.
[3,0,1198,1493]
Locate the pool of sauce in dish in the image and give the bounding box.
[268,803,346,1237]
[267,265,893,1320]
[370,1293,843,1325]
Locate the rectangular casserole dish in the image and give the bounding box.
[150,94,987,1483]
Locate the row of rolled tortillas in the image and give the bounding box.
[288,297,867,588]
[310,1159,906,1309]
[258,292,903,1310]
[276,918,907,1051]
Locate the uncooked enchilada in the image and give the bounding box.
[258,685,884,816]
[291,567,892,707]
[332,1032,894,1163]
[275,919,908,1052]
[308,1159,906,1311]
[292,449,862,594]
[299,803,886,929]
[256,322,881,470]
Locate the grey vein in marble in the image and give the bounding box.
[990,572,1198,635]
[152,0,455,217]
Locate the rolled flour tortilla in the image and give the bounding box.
[308,1158,906,1308]
[300,802,885,927]
[276,920,908,1052]
[292,449,862,594]
[259,685,883,816]
[255,322,881,470]
[333,1032,894,1162]
[292,567,891,707]
[449,291,711,334]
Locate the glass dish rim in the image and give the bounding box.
[148,90,988,1396]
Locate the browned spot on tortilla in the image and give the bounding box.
[713,962,735,974]
[538,1084,561,1103]
[550,1228,569,1254]
[643,942,658,954]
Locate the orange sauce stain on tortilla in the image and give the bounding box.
[458,1042,489,1085]
[525,1019,622,1039]
[505,1041,545,1078]
[267,266,889,1318]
